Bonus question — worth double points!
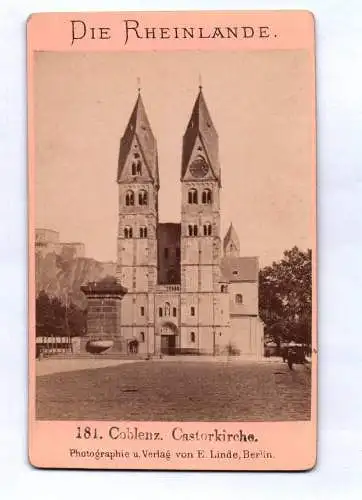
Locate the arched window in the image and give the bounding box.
[139,190,148,206]
[203,223,212,236]
[188,189,198,204]
[164,302,170,316]
[124,226,133,239]
[221,285,228,293]
[235,294,243,304]
[202,189,212,204]
[136,159,142,175]
[190,332,196,343]
[140,332,145,343]
[131,153,142,176]
[188,225,198,237]
[139,226,148,238]
[125,190,134,206]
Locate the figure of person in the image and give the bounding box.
[287,339,297,370]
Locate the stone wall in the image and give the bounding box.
[86,296,121,338]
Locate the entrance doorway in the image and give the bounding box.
[159,322,178,355]
[128,339,139,354]
[161,334,176,355]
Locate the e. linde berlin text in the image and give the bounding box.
[70,19,275,45]
[69,448,273,461]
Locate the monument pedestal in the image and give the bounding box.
[80,277,127,354]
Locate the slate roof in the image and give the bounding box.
[117,92,159,186]
[181,87,220,183]
[220,256,259,282]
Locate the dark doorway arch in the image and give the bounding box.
[128,339,139,354]
[160,322,178,356]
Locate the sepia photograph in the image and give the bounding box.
[34,49,314,422]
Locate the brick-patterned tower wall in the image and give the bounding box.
[117,181,158,292]
[116,92,159,352]
[180,179,221,293]
[80,280,127,353]
[85,295,119,338]
[179,87,223,354]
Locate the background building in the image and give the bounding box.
[35,228,85,259]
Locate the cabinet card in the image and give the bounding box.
[28,10,317,471]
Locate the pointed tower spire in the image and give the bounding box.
[223,223,240,257]
[117,91,159,187]
[181,86,220,184]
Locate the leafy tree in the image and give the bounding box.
[50,296,66,336]
[67,302,87,337]
[36,290,86,337]
[36,290,52,337]
[259,247,312,345]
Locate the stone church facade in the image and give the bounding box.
[82,87,264,358]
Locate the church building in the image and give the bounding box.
[82,86,264,358]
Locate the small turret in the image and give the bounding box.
[223,223,240,257]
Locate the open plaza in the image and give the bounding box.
[36,357,311,421]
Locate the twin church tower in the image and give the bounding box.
[83,86,263,358]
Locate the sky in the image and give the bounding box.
[34,49,314,266]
